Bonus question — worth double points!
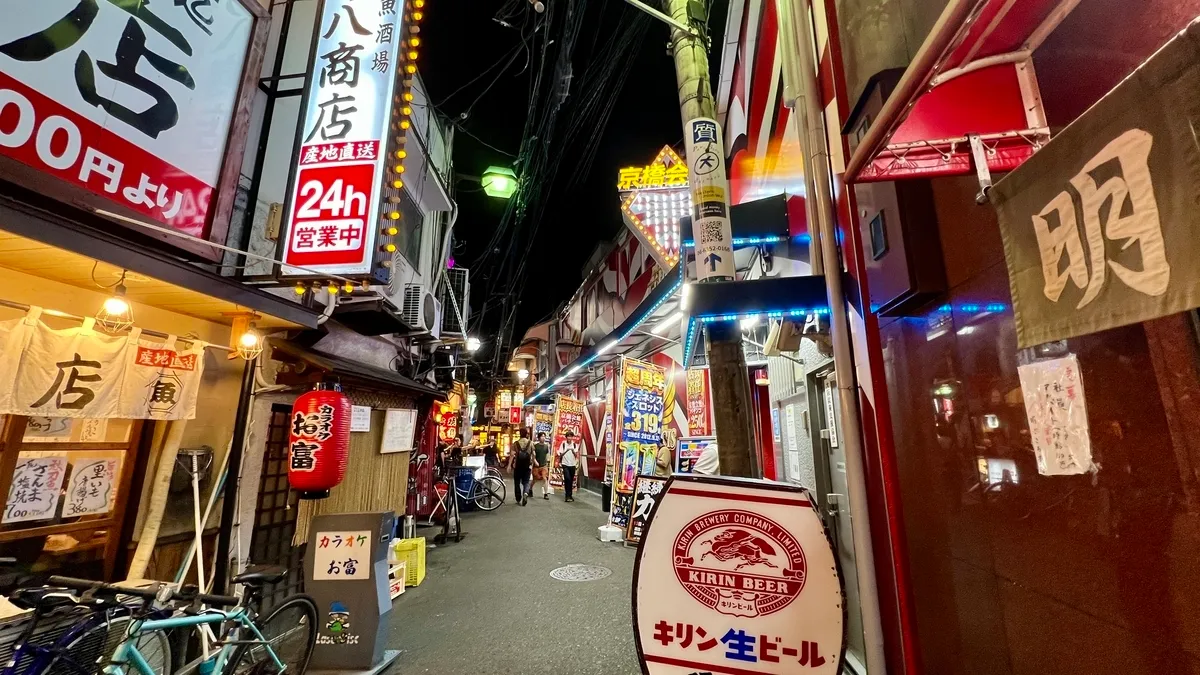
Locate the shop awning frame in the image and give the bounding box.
[0,184,322,329]
[526,262,685,405]
[843,0,1081,184]
[269,338,446,398]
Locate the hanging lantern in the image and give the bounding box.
[287,384,352,499]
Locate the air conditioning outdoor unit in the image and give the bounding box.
[440,267,470,335]
[402,284,442,340]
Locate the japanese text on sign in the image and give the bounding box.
[282,0,405,275]
[684,117,734,281]
[290,404,335,472]
[4,455,68,523]
[313,530,372,580]
[617,146,690,191]
[65,458,119,516]
[0,0,253,236]
[1017,354,1095,476]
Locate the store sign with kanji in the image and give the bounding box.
[0,311,204,420]
[313,530,372,580]
[281,0,405,275]
[634,476,843,675]
[551,395,584,489]
[0,0,254,238]
[612,358,665,528]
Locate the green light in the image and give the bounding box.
[481,165,517,199]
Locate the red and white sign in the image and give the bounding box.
[0,0,254,237]
[281,0,406,276]
[633,475,843,674]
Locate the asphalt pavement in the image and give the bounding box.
[387,485,641,674]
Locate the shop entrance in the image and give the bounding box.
[809,366,867,673]
[247,404,305,609]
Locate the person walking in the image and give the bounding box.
[557,430,580,502]
[482,441,500,470]
[533,432,553,499]
[508,429,535,506]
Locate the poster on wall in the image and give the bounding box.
[380,408,417,454]
[4,455,68,523]
[625,474,667,545]
[552,396,584,489]
[684,118,735,282]
[633,475,844,675]
[534,406,556,438]
[0,315,206,420]
[611,357,665,528]
[1017,354,1095,476]
[676,437,715,474]
[685,368,712,436]
[64,457,119,517]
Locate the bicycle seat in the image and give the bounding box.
[233,565,287,587]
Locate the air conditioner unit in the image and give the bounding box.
[402,284,442,340]
[440,267,470,335]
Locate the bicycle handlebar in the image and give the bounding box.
[47,576,241,608]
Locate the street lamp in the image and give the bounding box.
[517,368,529,382]
[481,166,517,199]
[466,336,481,352]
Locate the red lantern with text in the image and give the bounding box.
[287,385,351,499]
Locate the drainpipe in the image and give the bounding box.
[778,0,887,671]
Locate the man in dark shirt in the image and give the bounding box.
[533,432,553,500]
[508,428,536,506]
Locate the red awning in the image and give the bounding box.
[845,0,1079,183]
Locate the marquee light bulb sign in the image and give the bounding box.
[618,146,690,268]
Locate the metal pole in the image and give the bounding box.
[785,0,887,669]
[213,356,258,594]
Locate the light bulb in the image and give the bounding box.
[103,296,129,315]
[239,330,260,348]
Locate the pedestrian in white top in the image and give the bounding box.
[692,442,720,476]
[557,431,580,502]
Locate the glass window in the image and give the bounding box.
[397,188,424,269]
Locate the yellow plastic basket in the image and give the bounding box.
[392,537,426,587]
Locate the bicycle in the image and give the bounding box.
[48,566,317,675]
[1,572,172,675]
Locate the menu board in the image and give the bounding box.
[65,458,119,517]
[381,408,418,454]
[4,455,68,523]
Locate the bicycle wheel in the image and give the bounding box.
[473,475,506,511]
[46,612,171,675]
[222,594,317,675]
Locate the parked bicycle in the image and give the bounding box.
[43,566,316,675]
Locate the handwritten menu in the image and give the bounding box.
[4,455,68,523]
[24,417,72,442]
[313,530,372,580]
[380,409,417,454]
[65,458,119,516]
[1018,354,1095,476]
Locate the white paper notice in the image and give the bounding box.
[1018,354,1095,476]
[64,458,119,516]
[350,405,372,433]
[4,455,68,523]
[380,409,417,454]
[78,419,109,443]
[312,530,373,580]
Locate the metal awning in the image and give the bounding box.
[527,263,684,405]
[269,338,445,398]
[844,0,1081,184]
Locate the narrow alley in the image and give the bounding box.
[389,490,640,674]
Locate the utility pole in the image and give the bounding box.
[662,0,758,478]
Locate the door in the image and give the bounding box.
[809,367,867,673]
[247,404,304,609]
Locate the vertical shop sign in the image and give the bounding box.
[0,0,254,238]
[633,475,844,675]
[611,357,665,528]
[281,0,404,275]
[684,118,734,282]
[4,455,68,523]
[509,407,521,425]
[685,368,712,436]
[552,396,584,489]
[625,474,667,544]
[1017,354,1095,476]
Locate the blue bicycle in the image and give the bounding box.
[47,568,317,675]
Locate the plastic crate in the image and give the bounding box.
[392,537,426,587]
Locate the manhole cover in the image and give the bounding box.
[550,564,612,582]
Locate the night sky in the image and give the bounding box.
[421,0,725,386]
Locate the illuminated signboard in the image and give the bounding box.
[281,0,413,276]
[618,146,691,268]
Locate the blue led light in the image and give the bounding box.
[682,235,784,248]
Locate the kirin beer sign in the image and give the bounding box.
[633,475,844,674]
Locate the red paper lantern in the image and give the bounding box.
[287,385,352,499]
